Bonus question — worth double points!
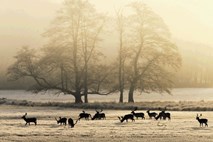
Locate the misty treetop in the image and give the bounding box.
[7,0,181,103]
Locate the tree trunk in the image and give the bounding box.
[60,64,64,90]
[119,91,124,103]
[128,82,135,103]
[74,94,83,103]
[128,44,142,103]
[117,12,125,103]
[83,55,89,103]
[84,93,88,103]
[65,71,68,90]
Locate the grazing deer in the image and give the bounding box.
[68,118,78,128]
[21,113,37,125]
[118,114,135,123]
[164,112,171,120]
[155,110,171,120]
[55,117,67,125]
[78,110,92,121]
[131,107,145,119]
[92,109,106,120]
[147,110,157,119]
[196,114,208,127]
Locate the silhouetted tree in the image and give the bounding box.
[115,9,127,103]
[7,47,50,89]
[43,0,106,103]
[7,1,181,104]
[125,2,181,102]
[7,0,113,104]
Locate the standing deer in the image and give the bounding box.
[131,107,145,119]
[155,110,171,120]
[55,117,67,125]
[92,109,106,120]
[21,113,37,125]
[68,118,78,128]
[147,110,157,119]
[196,114,208,127]
[118,114,135,123]
[78,110,92,121]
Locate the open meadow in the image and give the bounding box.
[0,105,213,142]
[1,0,213,141]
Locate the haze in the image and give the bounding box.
[1,0,213,68]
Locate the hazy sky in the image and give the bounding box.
[1,0,213,67]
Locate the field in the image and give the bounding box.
[1,88,213,103]
[0,105,213,142]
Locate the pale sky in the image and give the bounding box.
[90,0,213,45]
[1,0,213,67]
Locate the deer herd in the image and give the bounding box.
[21,108,209,128]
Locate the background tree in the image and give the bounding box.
[7,47,54,90]
[43,0,106,103]
[7,0,112,104]
[115,9,126,103]
[7,1,182,104]
[125,2,181,102]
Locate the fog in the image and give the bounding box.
[1,0,213,89]
[1,0,213,62]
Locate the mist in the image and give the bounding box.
[1,1,213,141]
[1,0,213,90]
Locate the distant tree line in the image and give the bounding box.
[7,0,181,103]
[175,41,213,88]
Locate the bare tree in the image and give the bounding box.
[7,0,112,104]
[125,2,181,102]
[7,47,56,91]
[7,1,181,104]
[43,0,106,103]
[115,9,126,103]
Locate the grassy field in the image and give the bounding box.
[0,105,213,142]
[1,97,213,111]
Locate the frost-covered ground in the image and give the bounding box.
[0,105,213,142]
[1,88,213,103]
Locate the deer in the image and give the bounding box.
[78,110,92,121]
[155,110,171,120]
[55,117,67,125]
[196,114,208,127]
[147,110,158,119]
[68,118,78,128]
[92,109,106,120]
[21,113,37,125]
[118,114,135,123]
[131,107,145,119]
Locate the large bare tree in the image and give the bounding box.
[7,1,181,104]
[7,0,112,103]
[125,2,181,102]
[116,10,126,103]
[43,0,107,103]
